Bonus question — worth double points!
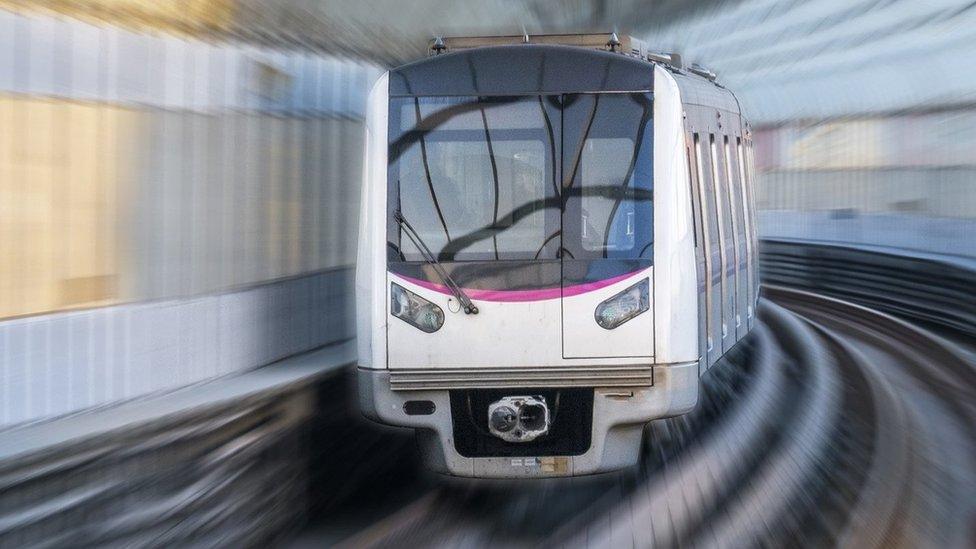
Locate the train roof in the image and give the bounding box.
[672,71,741,115]
[388,43,653,96]
[388,33,741,116]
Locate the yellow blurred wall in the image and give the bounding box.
[0,96,139,318]
[0,0,235,34]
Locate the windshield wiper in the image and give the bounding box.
[394,210,479,315]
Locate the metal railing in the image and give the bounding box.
[760,238,976,338]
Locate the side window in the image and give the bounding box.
[708,134,729,272]
[687,145,700,248]
[736,137,750,243]
[736,136,753,266]
[745,138,759,257]
[725,135,747,266]
[696,134,720,282]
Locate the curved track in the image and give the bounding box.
[772,286,976,548]
[300,286,976,548]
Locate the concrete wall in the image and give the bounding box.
[0,268,354,427]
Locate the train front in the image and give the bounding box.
[357,44,700,477]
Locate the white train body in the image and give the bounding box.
[357,36,759,477]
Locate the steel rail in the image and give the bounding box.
[772,285,976,548]
[769,285,976,432]
[774,289,919,548]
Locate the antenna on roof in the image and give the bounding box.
[430,36,447,55]
[647,51,683,69]
[689,63,717,81]
[607,32,621,52]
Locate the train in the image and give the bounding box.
[356,33,759,477]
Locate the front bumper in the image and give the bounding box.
[357,362,699,478]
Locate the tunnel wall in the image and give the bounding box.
[0,11,378,427]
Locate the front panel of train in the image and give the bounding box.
[357,45,700,477]
[388,92,655,367]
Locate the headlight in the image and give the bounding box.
[594,278,649,330]
[391,283,445,333]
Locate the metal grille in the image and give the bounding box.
[389,366,655,390]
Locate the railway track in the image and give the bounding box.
[313,285,975,548]
[772,286,976,548]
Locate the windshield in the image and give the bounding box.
[563,92,654,260]
[388,96,559,262]
[387,93,653,263]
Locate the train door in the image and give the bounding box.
[560,92,655,359]
[693,132,723,367]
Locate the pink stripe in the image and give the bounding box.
[392,269,647,302]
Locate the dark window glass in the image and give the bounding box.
[712,134,734,274]
[581,138,639,252]
[696,134,721,274]
[687,146,699,247]
[726,136,747,261]
[563,93,653,260]
[388,96,558,261]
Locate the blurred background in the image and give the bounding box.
[1,0,974,546]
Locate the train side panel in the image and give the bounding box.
[674,72,757,372]
[652,65,699,367]
[355,72,390,370]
